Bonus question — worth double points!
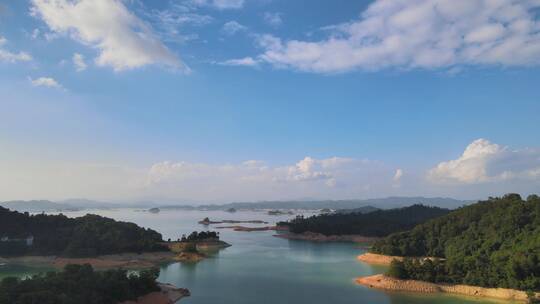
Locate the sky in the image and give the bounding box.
[0,0,540,203]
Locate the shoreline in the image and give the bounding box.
[1,251,177,269]
[356,274,538,302]
[120,283,190,304]
[274,231,380,243]
[356,252,403,265]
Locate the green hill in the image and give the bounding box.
[279,204,450,237]
[372,194,540,292]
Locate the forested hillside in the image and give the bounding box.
[279,204,450,237]
[373,194,540,292]
[0,264,160,304]
[0,207,167,257]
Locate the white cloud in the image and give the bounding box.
[219,57,258,67]
[0,36,32,63]
[222,21,247,35]
[191,0,245,10]
[263,12,282,27]
[30,0,184,71]
[72,52,87,71]
[30,77,62,88]
[428,139,540,184]
[256,0,540,73]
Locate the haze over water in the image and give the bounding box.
[5,209,503,304]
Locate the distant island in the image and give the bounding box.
[357,194,540,302]
[276,204,450,241]
[159,196,468,211]
[0,264,189,304]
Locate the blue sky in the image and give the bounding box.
[1,0,540,203]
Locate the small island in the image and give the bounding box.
[165,231,231,263]
[198,217,268,225]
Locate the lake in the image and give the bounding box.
[1,209,505,304]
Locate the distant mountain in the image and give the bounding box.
[0,200,81,212]
[335,206,380,214]
[0,199,160,213]
[160,197,469,211]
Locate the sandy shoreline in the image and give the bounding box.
[274,232,380,243]
[356,253,540,302]
[356,274,539,302]
[1,251,176,269]
[356,252,403,265]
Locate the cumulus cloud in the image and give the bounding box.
[263,12,282,27]
[0,36,32,63]
[256,0,540,73]
[72,52,87,71]
[191,0,245,10]
[30,0,184,71]
[30,77,62,88]
[221,21,247,35]
[428,139,540,184]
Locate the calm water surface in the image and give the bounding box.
[1,209,507,304]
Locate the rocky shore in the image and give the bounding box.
[274,232,380,243]
[356,274,539,302]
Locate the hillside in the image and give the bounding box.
[278,204,450,237]
[0,264,161,304]
[372,194,540,292]
[0,207,167,257]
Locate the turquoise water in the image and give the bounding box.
[1,209,506,304]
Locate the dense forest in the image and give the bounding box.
[0,264,160,304]
[0,207,167,257]
[279,204,450,237]
[375,194,540,292]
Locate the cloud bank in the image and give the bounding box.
[255,0,540,73]
[0,140,539,202]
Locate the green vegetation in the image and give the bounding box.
[0,264,160,304]
[279,204,450,237]
[0,207,167,258]
[375,194,540,292]
[180,231,219,242]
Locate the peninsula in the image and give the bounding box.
[356,194,540,303]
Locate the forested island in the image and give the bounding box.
[278,204,450,237]
[0,264,189,304]
[0,207,167,258]
[367,194,540,298]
